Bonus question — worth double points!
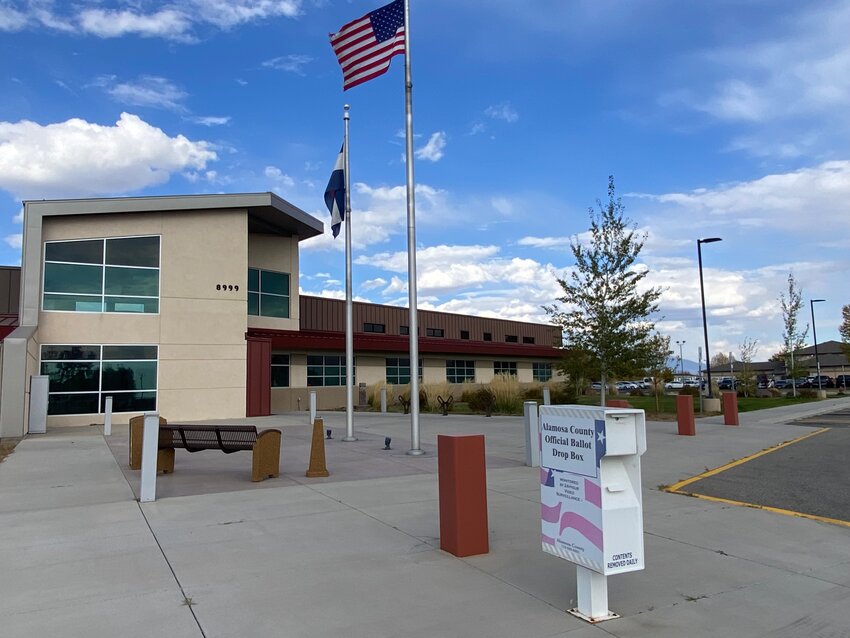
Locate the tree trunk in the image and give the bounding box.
[600,370,607,407]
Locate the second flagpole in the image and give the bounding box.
[342,104,356,442]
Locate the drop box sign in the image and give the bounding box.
[539,406,645,576]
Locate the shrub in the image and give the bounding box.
[799,389,818,399]
[522,384,544,401]
[549,384,577,404]
[678,386,699,396]
[367,382,392,408]
[768,387,782,397]
[629,388,644,396]
[421,382,451,412]
[490,373,523,414]
[467,387,496,412]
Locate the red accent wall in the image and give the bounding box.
[246,336,272,417]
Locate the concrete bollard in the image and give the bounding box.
[103,396,113,436]
[676,394,695,436]
[380,387,387,413]
[139,412,160,503]
[722,391,739,426]
[309,391,317,424]
[543,386,551,405]
[523,401,540,467]
[437,434,489,557]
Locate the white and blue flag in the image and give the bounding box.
[324,145,345,238]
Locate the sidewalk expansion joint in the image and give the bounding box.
[136,502,208,638]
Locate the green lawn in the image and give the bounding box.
[368,392,849,418]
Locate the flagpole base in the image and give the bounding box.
[342,436,357,442]
[406,448,425,456]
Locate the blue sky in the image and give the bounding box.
[2,0,849,366]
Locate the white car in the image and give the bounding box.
[665,381,684,390]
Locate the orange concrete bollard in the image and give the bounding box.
[437,434,489,557]
[676,394,696,436]
[722,391,739,426]
[305,418,330,477]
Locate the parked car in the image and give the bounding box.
[773,379,790,389]
[590,382,602,391]
[665,381,684,390]
[807,375,834,388]
[718,378,740,390]
[836,375,850,389]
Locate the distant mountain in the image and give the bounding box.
[666,357,701,375]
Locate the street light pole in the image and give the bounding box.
[676,340,686,377]
[698,238,722,398]
[811,298,826,392]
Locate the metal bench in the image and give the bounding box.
[129,418,281,482]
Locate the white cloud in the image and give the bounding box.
[361,277,387,291]
[79,8,193,40]
[2,1,302,41]
[414,132,447,162]
[0,112,216,198]
[189,115,231,126]
[96,75,188,111]
[518,236,571,249]
[191,0,301,28]
[4,233,22,249]
[264,165,296,188]
[638,161,850,232]
[485,103,519,123]
[262,54,313,75]
[490,197,513,215]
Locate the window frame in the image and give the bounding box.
[271,353,290,388]
[306,354,355,387]
[363,323,386,333]
[385,357,423,385]
[494,361,518,376]
[446,359,475,383]
[248,267,291,319]
[426,327,444,337]
[533,362,553,382]
[40,343,159,415]
[42,235,161,315]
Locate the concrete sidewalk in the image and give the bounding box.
[1,403,849,637]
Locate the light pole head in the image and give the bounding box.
[698,237,722,244]
[812,298,825,304]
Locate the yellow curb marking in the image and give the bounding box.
[662,428,850,527]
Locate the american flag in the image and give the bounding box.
[329,0,406,91]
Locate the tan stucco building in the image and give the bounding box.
[0,193,562,438]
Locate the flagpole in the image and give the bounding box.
[342,104,356,442]
[403,0,423,456]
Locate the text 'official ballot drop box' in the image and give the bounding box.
[539,405,646,622]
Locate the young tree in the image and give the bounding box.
[556,347,599,400]
[545,176,663,406]
[778,272,809,397]
[710,352,730,369]
[738,337,759,398]
[644,333,673,414]
[840,304,850,360]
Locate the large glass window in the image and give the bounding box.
[271,354,290,388]
[494,361,518,376]
[386,357,422,385]
[248,268,290,318]
[307,354,354,387]
[41,344,158,415]
[43,237,160,314]
[533,362,553,382]
[446,359,475,383]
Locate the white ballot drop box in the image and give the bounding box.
[539,405,646,576]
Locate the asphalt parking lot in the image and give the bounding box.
[670,406,850,525]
